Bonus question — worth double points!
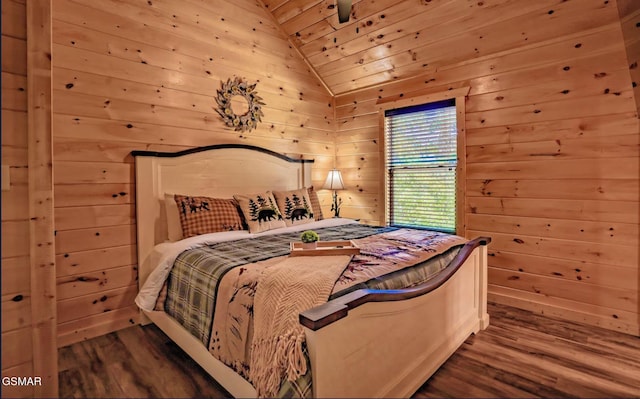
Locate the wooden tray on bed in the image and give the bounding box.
[289,240,360,257]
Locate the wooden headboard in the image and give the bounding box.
[132,144,314,286]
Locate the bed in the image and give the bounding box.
[132,144,490,398]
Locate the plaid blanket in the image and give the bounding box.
[164,224,394,345]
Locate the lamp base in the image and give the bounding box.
[330,190,342,218]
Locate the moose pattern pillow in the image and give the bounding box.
[174,195,244,238]
[234,191,286,233]
[273,188,315,227]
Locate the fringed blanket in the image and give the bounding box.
[250,255,352,397]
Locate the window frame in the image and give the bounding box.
[376,87,469,236]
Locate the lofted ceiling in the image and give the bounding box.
[260,0,610,96]
[261,0,453,95]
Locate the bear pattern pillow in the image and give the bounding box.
[174,195,244,238]
[233,191,287,233]
[273,188,315,227]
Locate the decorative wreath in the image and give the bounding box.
[215,77,264,133]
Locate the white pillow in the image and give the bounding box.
[164,193,183,242]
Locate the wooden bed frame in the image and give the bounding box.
[132,144,490,398]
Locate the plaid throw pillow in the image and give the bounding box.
[273,188,315,227]
[307,186,323,221]
[174,195,244,238]
[234,191,286,233]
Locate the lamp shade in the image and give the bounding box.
[322,169,345,190]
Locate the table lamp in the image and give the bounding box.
[322,169,345,218]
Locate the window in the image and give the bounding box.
[384,99,458,233]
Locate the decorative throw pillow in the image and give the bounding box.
[233,191,287,233]
[174,195,244,238]
[307,186,323,221]
[273,188,315,227]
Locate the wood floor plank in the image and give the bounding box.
[437,355,537,398]
[450,338,566,396]
[58,303,640,398]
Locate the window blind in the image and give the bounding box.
[384,99,457,233]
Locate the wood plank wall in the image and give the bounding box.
[51,0,334,346]
[1,0,36,397]
[617,1,640,117]
[335,1,640,335]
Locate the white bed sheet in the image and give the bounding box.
[135,218,358,311]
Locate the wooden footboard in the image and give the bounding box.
[141,238,489,398]
[301,238,490,398]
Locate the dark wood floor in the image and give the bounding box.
[58,302,640,398]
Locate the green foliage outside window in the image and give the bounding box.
[385,99,457,233]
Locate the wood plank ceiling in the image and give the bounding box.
[263,0,430,95]
[261,0,616,95]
